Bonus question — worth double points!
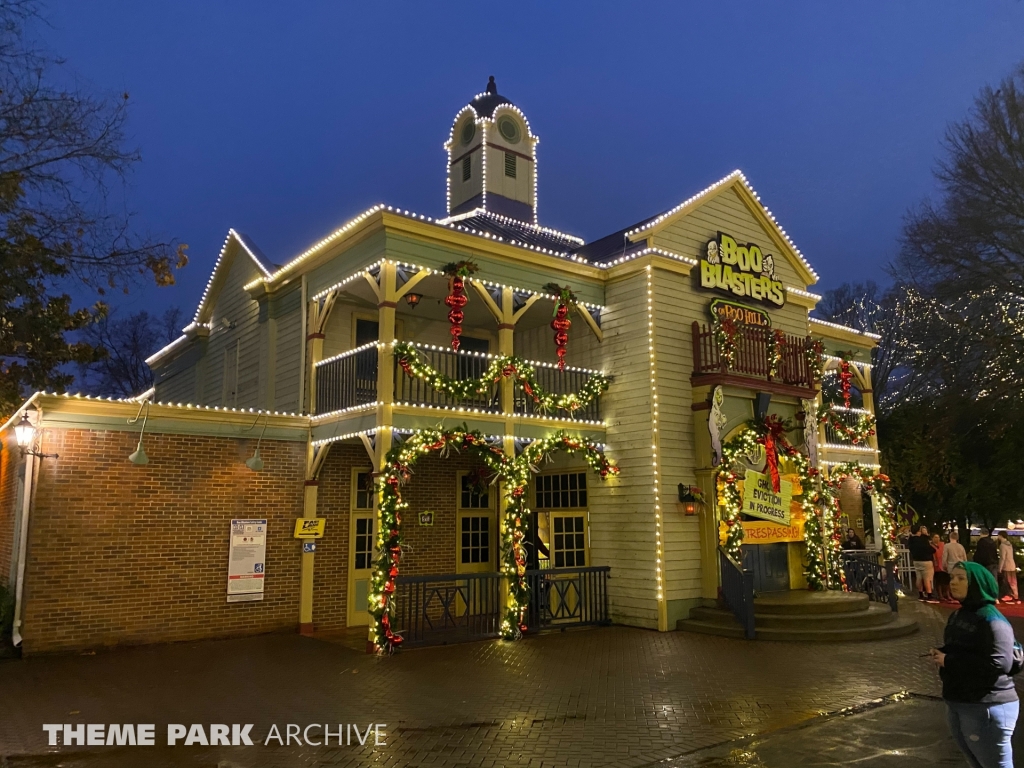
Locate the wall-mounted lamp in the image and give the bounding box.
[677,484,705,516]
[13,413,58,459]
[127,399,152,465]
[404,292,423,309]
[244,412,269,471]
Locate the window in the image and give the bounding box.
[354,517,373,570]
[460,473,490,509]
[462,155,471,182]
[535,472,587,509]
[355,319,378,346]
[355,471,373,510]
[552,515,586,567]
[460,515,491,564]
[504,152,516,178]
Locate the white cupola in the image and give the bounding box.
[444,76,538,224]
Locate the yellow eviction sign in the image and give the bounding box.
[293,518,326,539]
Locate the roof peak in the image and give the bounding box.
[468,75,512,118]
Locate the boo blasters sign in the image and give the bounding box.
[700,233,785,307]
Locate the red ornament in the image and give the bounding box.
[839,360,853,409]
[445,276,469,351]
[551,303,572,370]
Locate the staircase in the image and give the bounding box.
[678,590,919,642]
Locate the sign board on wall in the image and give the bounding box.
[227,519,267,603]
[700,232,786,307]
[708,298,772,328]
[740,470,793,525]
[293,518,326,539]
[742,519,804,544]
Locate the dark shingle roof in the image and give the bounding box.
[450,212,583,254]
[570,209,671,264]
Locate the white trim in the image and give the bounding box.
[810,317,882,341]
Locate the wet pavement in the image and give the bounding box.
[0,602,1017,768]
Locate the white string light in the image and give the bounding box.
[810,317,881,340]
[822,443,877,453]
[645,265,664,605]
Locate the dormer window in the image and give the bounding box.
[504,152,516,178]
[462,156,471,182]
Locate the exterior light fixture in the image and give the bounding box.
[405,292,423,309]
[244,412,269,472]
[127,399,152,465]
[13,413,58,459]
[678,484,705,516]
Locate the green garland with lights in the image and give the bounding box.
[368,426,618,654]
[823,462,898,562]
[767,328,786,379]
[818,405,876,445]
[394,341,610,415]
[805,339,825,382]
[713,316,739,369]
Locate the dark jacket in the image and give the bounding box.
[939,562,1018,704]
[973,535,999,567]
[908,533,935,562]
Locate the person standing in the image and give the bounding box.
[997,532,1019,604]
[974,528,1000,583]
[933,533,952,603]
[930,562,1019,768]
[908,524,937,601]
[843,528,864,550]
[944,530,968,572]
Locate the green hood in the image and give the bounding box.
[953,561,1000,610]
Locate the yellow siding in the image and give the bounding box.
[651,187,810,337]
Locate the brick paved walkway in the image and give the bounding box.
[0,603,991,768]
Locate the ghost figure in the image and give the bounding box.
[762,253,776,280]
[802,398,819,469]
[706,240,720,264]
[709,386,727,466]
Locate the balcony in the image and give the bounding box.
[314,342,604,421]
[691,321,816,395]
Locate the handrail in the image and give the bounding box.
[718,546,755,639]
[842,551,899,612]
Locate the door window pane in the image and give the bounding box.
[354,517,374,570]
[552,515,586,568]
[460,474,490,509]
[460,516,491,564]
[535,473,587,509]
[355,472,373,509]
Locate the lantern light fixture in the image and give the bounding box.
[677,484,705,516]
[13,413,58,459]
[404,292,423,309]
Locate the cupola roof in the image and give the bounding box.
[468,76,512,118]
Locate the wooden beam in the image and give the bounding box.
[362,271,382,302]
[576,304,604,343]
[512,293,543,323]
[359,432,375,462]
[469,280,503,322]
[315,290,340,335]
[394,268,433,302]
[309,442,333,479]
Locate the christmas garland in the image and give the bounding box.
[394,342,610,414]
[805,339,825,382]
[822,462,898,563]
[714,316,739,369]
[766,329,786,379]
[838,358,854,408]
[368,426,618,653]
[717,418,816,560]
[818,405,876,445]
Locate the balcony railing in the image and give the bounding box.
[692,321,815,390]
[391,567,611,648]
[315,341,604,419]
[315,345,378,414]
[823,406,873,445]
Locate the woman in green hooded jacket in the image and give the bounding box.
[930,561,1018,768]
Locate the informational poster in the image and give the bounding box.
[740,470,793,525]
[227,519,267,603]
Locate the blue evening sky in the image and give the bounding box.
[40,1,1024,317]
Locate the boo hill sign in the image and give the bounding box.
[741,470,793,525]
[700,233,786,307]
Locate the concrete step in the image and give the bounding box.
[677,613,919,643]
[689,603,896,630]
[754,590,870,615]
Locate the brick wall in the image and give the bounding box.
[22,428,306,655]
[0,432,19,588]
[399,452,493,576]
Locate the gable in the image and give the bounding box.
[194,230,272,326]
[636,173,818,288]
